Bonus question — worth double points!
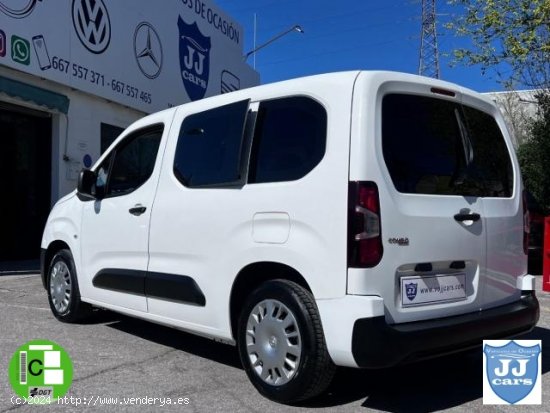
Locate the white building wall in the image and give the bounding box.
[0,66,144,202]
[0,0,259,204]
[60,88,144,196]
[0,0,259,264]
[485,90,540,147]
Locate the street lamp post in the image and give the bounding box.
[243,24,304,62]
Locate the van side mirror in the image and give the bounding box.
[77,169,97,199]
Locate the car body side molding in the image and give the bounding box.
[92,269,206,306]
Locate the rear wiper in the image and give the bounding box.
[455,108,473,167]
[451,109,474,188]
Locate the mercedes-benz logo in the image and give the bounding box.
[72,0,111,54]
[134,22,163,79]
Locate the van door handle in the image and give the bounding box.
[454,213,480,222]
[129,205,147,216]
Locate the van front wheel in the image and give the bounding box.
[237,280,335,404]
[47,249,91,322]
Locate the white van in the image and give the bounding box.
[41,71,539,403]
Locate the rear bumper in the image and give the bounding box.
[352,292,539,368]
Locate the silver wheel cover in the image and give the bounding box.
[246,299,302,386]
[49,261,72,314]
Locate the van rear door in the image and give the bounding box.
[460,94,522,309]
[348,75,519,325]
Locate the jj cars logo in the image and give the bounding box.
[72,0,111,54]
[178,17,210,101]
[405,282,417,301]
[483,340,541,405]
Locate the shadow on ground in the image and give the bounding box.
[310,326,550,411]
[99,311,242,369]
[88,310,550,411]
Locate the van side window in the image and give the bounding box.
[248,96,327,184]
[95,125,163,197]
[382,94,513,197]
[173,100,250,187]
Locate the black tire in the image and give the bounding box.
[237,280,335,404]
[47,249,92,323]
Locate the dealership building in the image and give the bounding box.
[0,0,259,267]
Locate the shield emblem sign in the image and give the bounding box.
[484,341,541,404]
[178,17,211,101]
[405,282,417,301]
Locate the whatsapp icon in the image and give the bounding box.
[11,35,30,65]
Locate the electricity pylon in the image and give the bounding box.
[418,0,440,79]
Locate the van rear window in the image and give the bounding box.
[382,94,513,197]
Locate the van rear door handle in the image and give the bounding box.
[129,205,147,216]
[454,213,480,222]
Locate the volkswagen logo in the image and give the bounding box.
[72,0,111,54]
[134,22,163,79]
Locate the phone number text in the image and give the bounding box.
[51,56,152,104]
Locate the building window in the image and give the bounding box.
[101,123,125,154]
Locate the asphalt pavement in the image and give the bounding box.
[0,274,549,412]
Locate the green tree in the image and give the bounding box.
[517,94,550,213]
[448,1,550,212]
[448,0,550,88]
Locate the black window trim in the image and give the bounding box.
[96,123,165,199]
[239,103,260,186]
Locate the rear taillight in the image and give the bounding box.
[348,181,383,268]
[522,190,530,255]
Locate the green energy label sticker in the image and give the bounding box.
[8,340,73,404]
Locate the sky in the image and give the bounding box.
[216,0,511,93]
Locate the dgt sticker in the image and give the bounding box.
[8,339,73,403]
[483,340,541,405]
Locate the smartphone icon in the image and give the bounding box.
[32,34,51,70]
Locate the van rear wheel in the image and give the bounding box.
[237,280,335,404]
